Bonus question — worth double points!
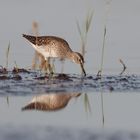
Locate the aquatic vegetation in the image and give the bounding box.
[31,21,40,69]
[5,42,10,69]
[76,9,94,57]
[98,0,113,76]
[99,26,107,76]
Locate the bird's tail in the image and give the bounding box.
[22,34,29,39]
[22,102,47,111]
[22,34,36,45]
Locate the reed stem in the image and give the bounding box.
[6,42,10,69]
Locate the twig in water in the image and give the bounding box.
[119,59,127,75]
[96,70,102,79]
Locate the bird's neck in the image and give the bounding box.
[66,51,74,60]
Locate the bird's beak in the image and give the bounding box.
[80,63,86,76]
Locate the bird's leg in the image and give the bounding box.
[39,55,46,70]
[60,58,65,74]
[51,58,56,74]
[32,51,39,69]
[47,58,54,75]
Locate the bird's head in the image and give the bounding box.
[72,52,86,76]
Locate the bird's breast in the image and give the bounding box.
[32,44,59,58]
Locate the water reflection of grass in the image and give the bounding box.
[84,93,92,115]
[101,92,105,127]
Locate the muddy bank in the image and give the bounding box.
[0,68,140,96]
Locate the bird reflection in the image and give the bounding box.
[22,93,81,111]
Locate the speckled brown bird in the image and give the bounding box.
[22,34,86,76]
[22,93,81,111]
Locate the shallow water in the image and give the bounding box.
[1,71,140,139]
[0,70,140,95]
[1,92,140,130]
[1,71,139,139]
[1,92,140,139]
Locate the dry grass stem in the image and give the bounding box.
[6,42,10,69]
[32,21,40,69]
[14,61,19,73]
[99,0,112,76]
[76,10,94,57]
[99,26,106,75]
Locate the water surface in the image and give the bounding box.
[0,91,140,139]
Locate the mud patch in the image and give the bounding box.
[0,69,140,96]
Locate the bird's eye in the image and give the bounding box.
[78,58,81,62]
[78,59,82,64]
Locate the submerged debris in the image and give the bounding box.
[12,67,30,74]
[108,86,114,92]
[0,66,8,74]
[54,74,72,81]
[34,73,72,81]
[34,76,48,80]
[0,66,139,95]
[0,75,9,80]
[96,70,102,79]
[12,75,22,80]
[0,75,22,80]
